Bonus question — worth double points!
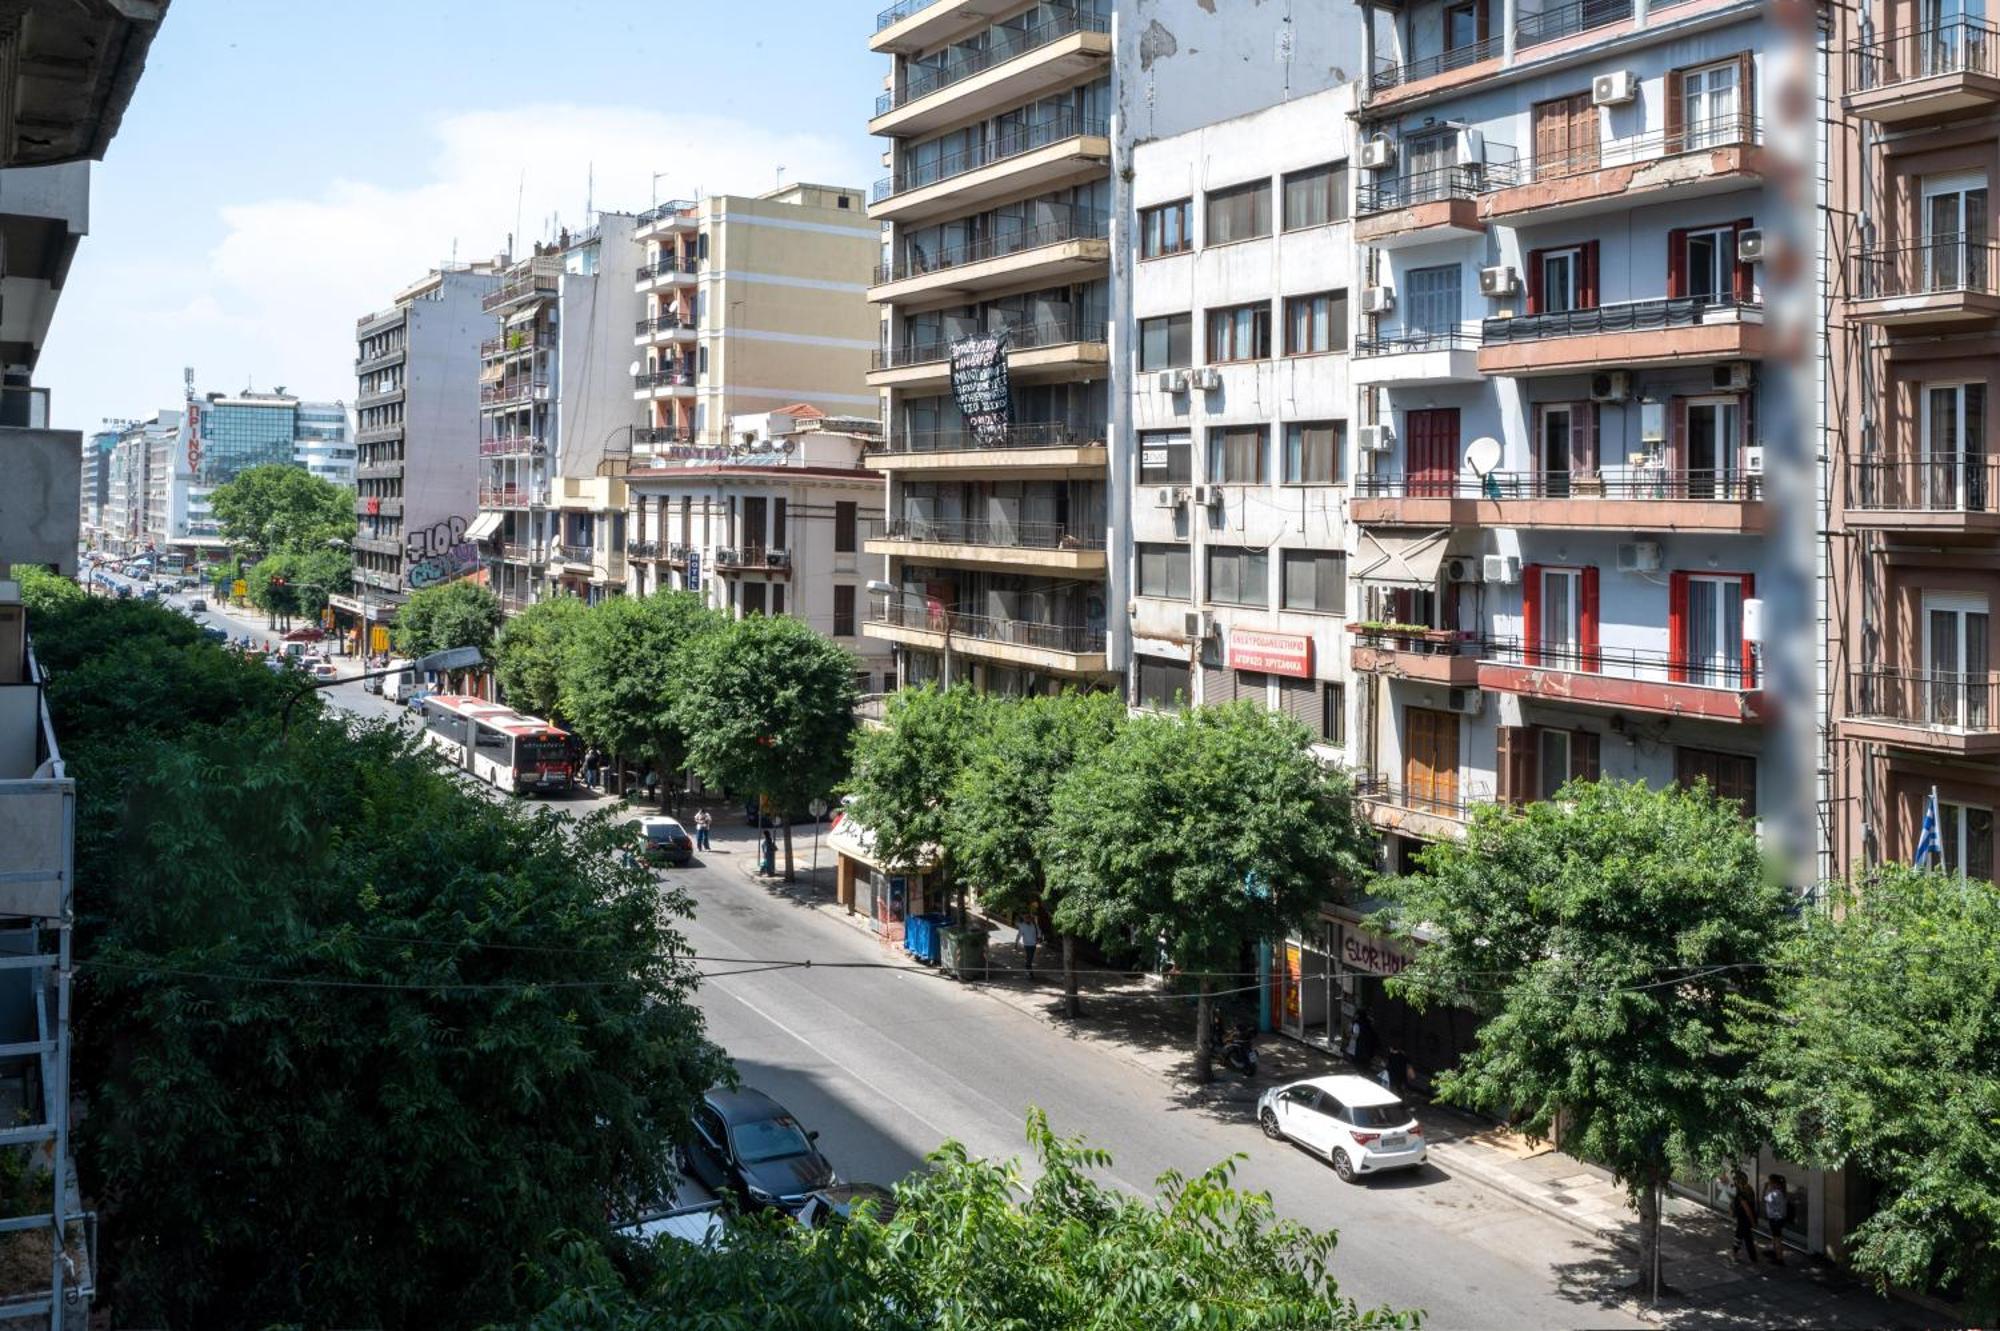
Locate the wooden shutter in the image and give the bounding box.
[1580,565,1601,673]
[1522,563,1543,666]
[1736,50,1755,135]
[1667,227,1688,298]
[1525,249,1545,315]
[1581,239,1600,308]
[1571,402,1598,476]
[1732,217,1756,302]
[1476,0,1492,41]
[1496,725,1537,807]
[1572,730,1601,783]
[1664,69,1685,153]
[1667,395,1687,471]
[1668,571,1690,682]
[1574,91,1601,170]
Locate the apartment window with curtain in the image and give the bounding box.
[1138,430,1192,485]
[1206,302,1271,362]
[1140,199,1192,258]
[1284,290,1347,355]
[1205,180,1272,245]
[1136,542,1192,599]
[1206,546,1269,607]
[1282,162,1348,229]
[1207,425,1266,484]
[1281,549,1347,614]
[1283,421,1345,485]
[1139,313,1193,370]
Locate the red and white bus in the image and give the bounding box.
[418,694,579,796]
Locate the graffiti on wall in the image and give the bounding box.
[404,515,482,590]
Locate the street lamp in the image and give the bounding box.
[280,645,484,739]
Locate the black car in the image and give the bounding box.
[680,1086,834,1212]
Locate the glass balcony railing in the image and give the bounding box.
[872,112,1109,203]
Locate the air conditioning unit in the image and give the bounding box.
[1455,126,1486,165]
[1191,367,1223,391]
[1738,228,1766,262]
[670,543,690,559]
[1445,556,1482,584]
[1445,687,1485,716]
[1357,424,1395,453]
[1202,484,1225,507]
[1184,610,1214,640]
[716,547,739,565]
[1156,369,1189,393]
[1715,361,1754,391]
[1154,486,1180,509]
[1483,554,1521,584]
[1361,287,1395,315]
[1592,69,1638,105]
[1616,540,1663,573]
[766,550,790,568]
[1744,446,1765,474]
[1590,370,1632,403]
[1479,265,1519,297]
[1359,135,1396,170]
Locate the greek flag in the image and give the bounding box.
[1913,787,1942,868]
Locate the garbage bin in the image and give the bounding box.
[940,926,988,981]
[904,913,947,966]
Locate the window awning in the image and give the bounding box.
[464,511,504,542]
[1354,528,1454,587]
[505,306,540,327]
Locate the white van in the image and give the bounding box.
[381,659,419,703]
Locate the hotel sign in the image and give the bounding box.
[1225,628,1313,679]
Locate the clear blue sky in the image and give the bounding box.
[44,0,885,433]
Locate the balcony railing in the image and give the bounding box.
[872,600,1107,656]
[1851,17,2000,92]
[635,313,692,336]
[875,0,934,31]
[1481,296,1760,345]
[1516,115,1762,184]
[481,273,558,311]
[634,366,696,389]
[872,112,1109,203]
[1516,0,1634,49]
[876,11,1111,115]
[871,420,1098,454]
[1354,327,1482,358]
[1371,35,1502,92]
[628,540,663,559]
[479,485,550,510]
[1349,624,1477,656]
[557,543,594,564]
[1484,635,1760,691]
[635,256,698,282]
[480,379,550,406]
[1851,454,2000,513]
[872,317,1106,370]
[867,515,1106,551]
[480,436,547,457]
[1853,235,2000,300]
[1357,158,1518,213]
[875,213,1110,285]
[1851,667,2000,730]
[481,332,554,358]
[637,198,698,227]
[635,425,696,447]
[501,542,545,562]
[1354,468,1764,501]
[713,545,792,570]
[1353,773,1482,821]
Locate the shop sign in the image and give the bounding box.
[1282,942,1303,1019]
[1226,628,1313,679]
[1339,922,1414,977]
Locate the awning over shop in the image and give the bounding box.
[463,511,504,542]
[1354,528,1453,587]
[826,814,939,875]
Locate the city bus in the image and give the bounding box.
[417,695,579,796]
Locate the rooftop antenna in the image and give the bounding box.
[514,169,526,263]
[586,161,594,219]
[776,165,787,190]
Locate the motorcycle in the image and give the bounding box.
[1220,1024,1258,1078]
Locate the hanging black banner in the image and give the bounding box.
[950,327,1011,444]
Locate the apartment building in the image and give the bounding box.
[336,264,500,653]
[169,388,350,570]
[625,407,895,691]
[631,185,876,457]
[78,428,116,542]
[477,214,646,610]
[92,410,179,556]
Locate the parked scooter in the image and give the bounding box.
[1220,1023,1258,1078]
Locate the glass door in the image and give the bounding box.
[1924,175,1989,292]
[1541,405,1574,497]
[1685,398,1741,499]
[1927,0,1989,75]
[1939,801,1997,879]
[1686,227,1738,303]
[1924,382,1987,511]
[1925,593,1991,728]
[1539,567,1582,668]
[1686,575,1746,687]
[1682,61,1741,149]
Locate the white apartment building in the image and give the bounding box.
[295,400,355,488]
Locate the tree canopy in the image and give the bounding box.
[14,564,85,615]
[845,684,996,876]
[247,544,351,626]
[207,462,354,560]
[559,592,720,793]
[493,594,589,720]
[392,577,504,659]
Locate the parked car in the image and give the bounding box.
[795,1182,896,1230]
[1255,1074,1426,1183]
[308,661,339,682]
[634,816,694,866]
[405,688,434,714]
[188,597,207,612]
[199,625,229,642]
[679,1087,834,1213]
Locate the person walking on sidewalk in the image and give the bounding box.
[1347,1009,1379,1070]
[1015,914,1040,978]
[1727,1170,1760,1265]
[694,808,711,851]
[1762,1174,1791,1265]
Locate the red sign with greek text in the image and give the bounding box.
[1226,629,1313,679]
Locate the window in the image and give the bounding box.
[1676,747,1757,816]
[1283,421,1345,485]
[1321,682,1346,744]
[1499,725,1601,805]
[772,583,786,616]
[1923,591,1992,728]
[1685,226,1739,301]
[741,582,767,615]
[1939,800,1996,879]
[1672,571,1750,687]
[1207,425,1266,484]
[1404,265,1462,335]
[834,501,857,553]
[1206,546,1269,607]
[1540,248,1582,313]
[1206,302,1271,362]
[1524,563,1599,670]
[833,583,856,636]
[1138,430,1192,485]
[1445,0,1480,48]
[1136,542,1192,599]
[1139,313,1193,371]
[1923,382,1989,511]
[1283,162,1348,230]
[1923,172,1990,291]
[1205,180,1272,245]
[1284,290,1347,355]
[1136,656,1188,710]
[1140,199,1192,258]
[1681,58,1741,148]
[1281,549,1347,614]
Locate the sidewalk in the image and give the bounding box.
[715,844,1947,1330]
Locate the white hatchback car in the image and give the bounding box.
[1256,1074,1427,1182]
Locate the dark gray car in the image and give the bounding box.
[680,1086,834,1212]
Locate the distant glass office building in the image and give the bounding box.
[294,400,355,488]
[196,393,299,487]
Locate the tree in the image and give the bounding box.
[950,691,1125,1016]
[521,1110,1418,1331]
[1754,864,2000,1313]
[247,545,351,628]
[1046,704,1372,1082]
[845,684,996,914]
[15,564,85,615]
[560,593,720,804]
[675,615,857,880]
[393,577,503,666]
[1371,777,1789,1292]
[207,462,354,560]
[494,594,588,720]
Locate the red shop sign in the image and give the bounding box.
[1225,628,1313,679]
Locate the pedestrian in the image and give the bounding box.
[1382,1044,1412,1095]
[694,808,711,851]
[1348,1009,1380,1069]
[583,750,600,789]
[1727,1170,1760,1265]
[1762,1174,1791,1265]
[759,829,776,876]
[1015,913,1041,978]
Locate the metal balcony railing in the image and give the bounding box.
[1357,158,1518,213]
[480,379,550,406]
[481,271,559,311]
[1353,773,1484,821]
[628,540,663,559]
[637,198,698,227]
[1354,326,1483,357]
[871,420,1099,454]
[501,543,545,562]
[557,544,593,564]
[866,515,1106,551]
[871,600,1107,656]
[635,313,692,335]
[875,213,1109,285]
[1481,295,1761,345]
[873,112,1109,203]
[635,255,699,282]
[1349,624,1479,656]
[479,436,547,457]
[1853,234,2000,299]
[1353,468,1764,501]
[876,0,936,31]
[1850,666,1999,731]
[877,11,1110,114]
[872,317,1105,370]
[481,331,554,358]
[478,485,549,509]
[1371,35,1502,92]
[1516,115,1763,184]
[1484,635,1760,690]
[634,425,696,447]
[634,366,696,389]
[1850,454,2000,513]
[1516,0,1635,49]
[1852,16,2000,91]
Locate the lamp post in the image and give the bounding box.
[280,645,484,740]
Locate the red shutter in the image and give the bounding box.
[1732,217,1755,303]
[1581,239,1600,308]
[1668,571,1690,683]
[1497,725,1537,807]
[1580,564,1601,673]
[1522,564,1543,666]
[1740,573,1757,688]
[1667,395,1687,472]
[1525,249,1545,315]
[1736,51,1755,135]
[1667,228,1688,298]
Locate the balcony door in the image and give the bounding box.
[1683,574,1747,687]
[1404,706,1460,816]
[1405,132,1458,204]
[1924,592,1991,729]
[1541,404,1575,496]
[1938,799,1996,879]
[1685,397,1742,498]
[1923,172,1988,292]
[1537,566,1584,667]
[1923,382,1988,511]
[1685,226,1740,302]
[1681,59,1741,149]
[1926,0,1990,77]
[1406,407,1461,497]
[1532,91,1599,179]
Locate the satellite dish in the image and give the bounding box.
[1465,435,1502,476]
[627,360,642,377]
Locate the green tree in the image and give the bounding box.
[1046,704,1372,1082]
[521,1111,1417,1331]
[207,462,355,560]
[392,577,504,672]
[845,684,997,915]
[1372,777,1788,1289]
[1754,864,2000,1312]
[494,594,588,720]
[14,564,85,615]
[247,545,351,629]
[675,615,857,880]
[560,592,720,805]
[950,690,1125,1016]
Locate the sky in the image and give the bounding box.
[42,0,886,434]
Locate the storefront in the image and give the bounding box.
[826,813,936,945]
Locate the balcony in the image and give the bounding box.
[501,542,546,563]
[868,318,1108,390]
[482,261,560,312]
[1369,36,1501,99]
[1352,773,1476,844]
[634,425,696,448]
[1846,455,2000,536]
[864,515,1107,573]
[555,544,595,567]
[871,11,1112,139]
[355,344,406,374]
[871,215,1110,305]
[634,312,696,345]
[1478,297,1763,376]
[1848,19,2000,124]
[1348,624,1483,686]
[480,378,551,408]
[869,113,1111,225]
[1481,117,1766,227]
[479,484,550,511]
[1842,667,2000,754]
[713,546,794,574]
[480,436,548,458]
[1516,0,1636,50]
[871,0,1018,54]
[1355,160,1515,249]
[1351,469,1766,532]
[481,331,554,361]
[627,540,664,560]
[1848,237,2000,327]
[1478,637,1764,723]
[865,601,1109,676]
[866,420,1106,473]
[634,198,699,238]
[1351,327,1483,386]
[633,366,697,398]
[633,256,699,290]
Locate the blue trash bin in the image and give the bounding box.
[904,913,946,965]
